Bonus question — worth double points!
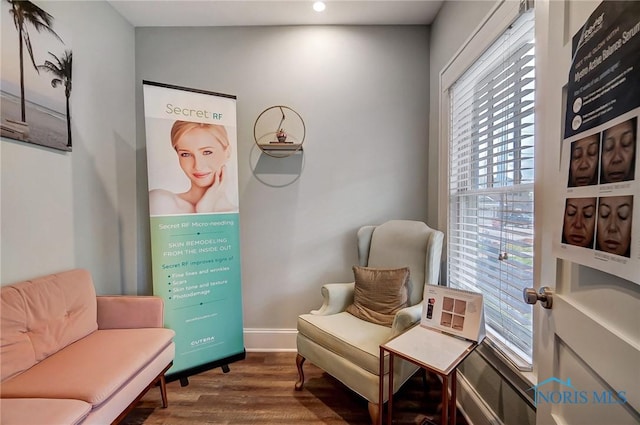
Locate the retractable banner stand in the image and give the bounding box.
[143,80,245,381]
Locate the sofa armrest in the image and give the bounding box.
[310,282,355,316]
[97,296,164,329]
[390,303,422,338]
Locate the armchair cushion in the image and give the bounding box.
[298,312,391,375]
[346,266,409,327]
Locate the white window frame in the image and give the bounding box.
[438,0,536,383]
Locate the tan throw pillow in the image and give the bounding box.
[346,266,410,327]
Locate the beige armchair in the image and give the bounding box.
[295,220,444,424]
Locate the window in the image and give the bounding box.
[447,11,535,368]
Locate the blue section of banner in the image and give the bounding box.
[150,213,244,376]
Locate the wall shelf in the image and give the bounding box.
[254,105,305,159]
[260,143,303,152]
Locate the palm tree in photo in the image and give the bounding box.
[39,50,72,147]
[7,0,61,122]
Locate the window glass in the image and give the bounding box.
[448,11,535,368]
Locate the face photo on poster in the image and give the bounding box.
[146,117,239,216]
[567,133,600,187]
[1,0,72,151]
[600,117,637,184]
[562,197,597,249]
[595,195,633,258]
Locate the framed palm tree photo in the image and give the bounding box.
[1,0,72,152]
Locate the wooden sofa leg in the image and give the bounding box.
[158,374,168,408]
[294,354,306,390]
[368,402,379,425]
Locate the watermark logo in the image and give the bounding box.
[529,377,627,407]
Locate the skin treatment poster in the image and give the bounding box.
[555,1,640,284]
[143,80,245,378]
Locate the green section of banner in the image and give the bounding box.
[150,213,244,375]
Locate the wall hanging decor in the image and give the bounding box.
[1,0,72,151]
[253,105,305,158]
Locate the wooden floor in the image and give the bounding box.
[121,352,469,425]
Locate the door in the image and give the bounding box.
[534,1,640,424]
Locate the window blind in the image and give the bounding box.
[448,11,535,367]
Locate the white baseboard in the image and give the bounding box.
[243,328,297,352]
[456,373,503,425]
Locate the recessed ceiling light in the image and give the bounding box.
[313,1,326,12]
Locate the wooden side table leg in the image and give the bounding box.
[378,347,384,425]
[387,353,394,425]
[450,370,457,425]
[441,375,448,425]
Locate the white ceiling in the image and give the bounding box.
[107,0,444,27]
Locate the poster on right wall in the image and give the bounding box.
[555,1,640,284]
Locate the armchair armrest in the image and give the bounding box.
[97,295,164,329]
[310,282,355,316]
[390,303,423,338]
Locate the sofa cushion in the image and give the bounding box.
[346,266,409,327]
[1,269,98,381]
[0,327,175,407]
[0,286,36,382]
[298,311,391,375]
[0,398,91,425]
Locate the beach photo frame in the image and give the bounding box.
[1,0,72,152]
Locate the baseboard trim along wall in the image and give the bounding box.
[244,328,297,352]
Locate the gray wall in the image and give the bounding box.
[429,1,535,424]
[1,1,137,295]
[135,25,432,330]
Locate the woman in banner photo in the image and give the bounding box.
[595,195,633,258]
[149,121,236,214]
[600,117,637,184]
[568,133,600,187]
[562,197,597,248]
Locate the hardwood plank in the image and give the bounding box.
[121,352,468,425]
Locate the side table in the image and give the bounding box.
[378,325,478,425]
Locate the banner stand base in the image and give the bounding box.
[166,349,247,386]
